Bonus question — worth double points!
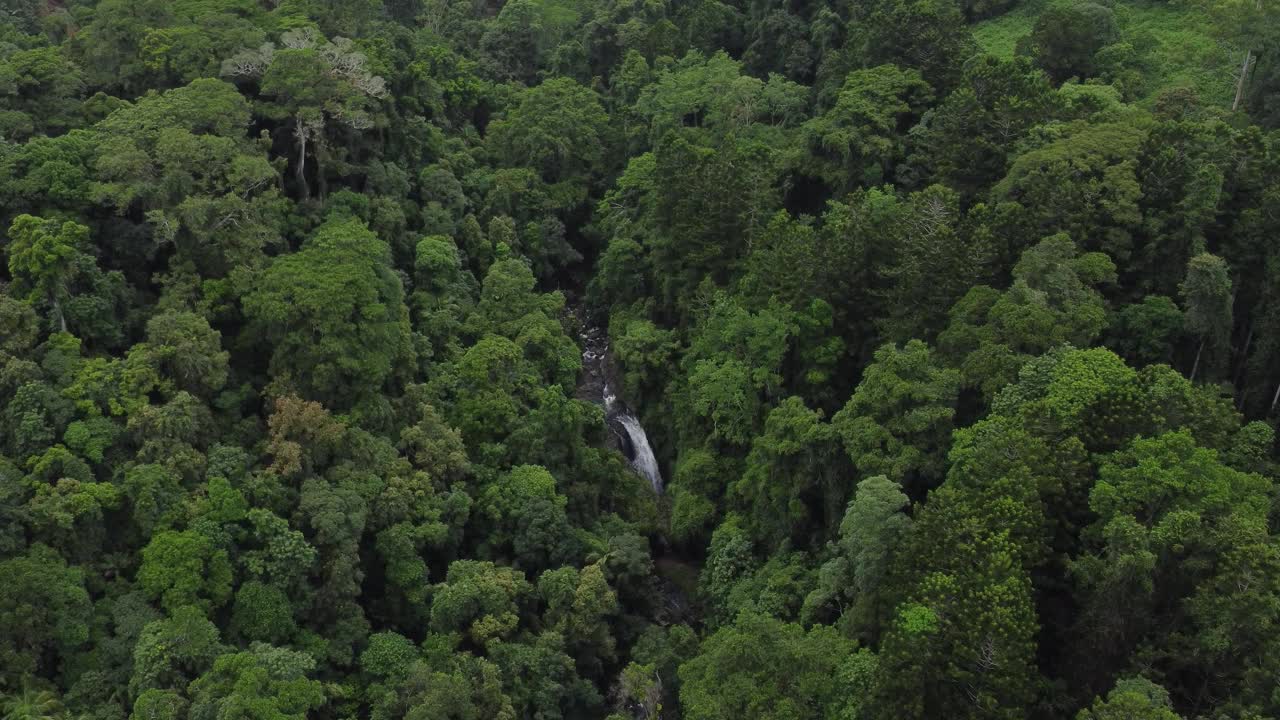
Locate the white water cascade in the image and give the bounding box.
[604,384,664,494]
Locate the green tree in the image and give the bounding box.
[131,606,224,697]
[467,257,579,390]
[0,680,66,720]
[1105,296,1184,367]
[610,317,679,412]
[906,55,1057,195]
[67,0,173,94]
[230,582,298,646]
[864,0,977,91]
[939,233,1117,398]
[1211,0,1280,116]
[360,631,419,683]
[677,295,795,446]
[429,560,531,649]
[90,78,285,280]
[224,28,388,200]
[122,463,183,536]
[698,517,757,627]
[132,311,230,399]
[732,396,842,550]
[0,545,91,681]
[874,524,1039,720]
[5,215,90,333]
[993,123,1144,261]
[479,0,581,83]
[632,51,806,147]
[1071,431,1277,706]
[129,690,188,720]
[678,612,859,720]
[477,465,577,571]
[833,340,959,496]
[187,644,326,720]
[136,530,234,613]
[490,630,601,718]
[879,185,994,341]
[243,216,414,415]
[369,646,513,720]
[649,133,781,317]
[1180,252,1233,381]
[805,475,913,640]
[1076,677,1183,720]
[800,64,933,191]
[538,562,619,679]
[0,46,85,141]
[487,78,609,202]
[1020,1,1120,83]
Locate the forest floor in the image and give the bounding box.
[973,0,1238,107]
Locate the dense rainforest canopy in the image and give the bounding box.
[1,0,1280,719]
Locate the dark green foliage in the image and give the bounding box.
[0,545,91,681]
[939,233,1117,398]
[1020,1,1122,83]
[1105,296,1184,366]
[1180,252,1233,381]
[993,122,1145,260]
[864,0,979,91]
[0,3,1276,720]
[803,474,913,641]
[800,64,933,191]
[187,644,325,720]
[833,340,959,496]
[243,216,415,416]
[733,396,842,550]
[907,55,1057,195]
[678,612,859,719]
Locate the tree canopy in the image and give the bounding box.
[1,1,1278,719]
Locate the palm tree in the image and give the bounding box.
[1,679,65,720]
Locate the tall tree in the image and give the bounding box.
[5,215,91,333]
[223,29,388,200]
[243,216,414,416]
[1180,253,1234,381]
[833,340,959,497]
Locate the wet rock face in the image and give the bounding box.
[612,419,636,461]
[575,320,613,407]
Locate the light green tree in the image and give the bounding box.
[136,530,234,613]
[6,215,90,333]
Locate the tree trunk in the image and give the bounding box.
[295,116,310,201]
[1232,0,1264,111]
[1233,50,1253,111]
[317,147,328,201]
[1271,380,1280,413]
[1190,339,1204,382]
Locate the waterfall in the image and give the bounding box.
[605,383,664,494]
[575,313,664,494]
